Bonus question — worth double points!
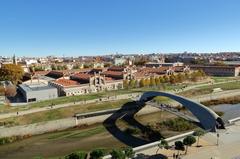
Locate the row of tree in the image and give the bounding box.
[63,147,134,159]
[123,70,206,89]
[157,128,205,156]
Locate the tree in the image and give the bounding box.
[169,74,176,84]
[90,148,107,159]
[123,147,135,158]
[150,77,156,87]
[139,78,145,87]
[129,79,136,88]
[5,85,17,97]
[144,78,150,87]
[123,80,129,89]
[0,86,5,96]
[155,77,161,87]
[65,151,87,159]
[176,73,184,83]
[174,141,185,155]
[110,149,125,159]
[134,80,139,88]
[183,135,196,154]
[156,139,169,154]
[193,128,205,147]
[163,75,169,83]
[51,64,57,70]
[0,64,24,84]
[159,76,165,83]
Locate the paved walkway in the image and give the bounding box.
[183,121,240,159]
[136,121,240,159]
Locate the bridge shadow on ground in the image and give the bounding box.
[103,101,163,147]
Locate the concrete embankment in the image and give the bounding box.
[1,90,240,138]
[0,106,160,138]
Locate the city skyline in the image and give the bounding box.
[1,0,240,56]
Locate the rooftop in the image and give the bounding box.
[19,82,56,92]
[53,79,80,87]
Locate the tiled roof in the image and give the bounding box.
[53,79,80,87]
[173,66,185,72]
[102,71,123,76]
[108,66,125,71]
[34,71,50,76]
[71,73,92,80]
[140,67,170,74]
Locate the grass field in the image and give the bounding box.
[179,80,240,97]
[211,76,240,83]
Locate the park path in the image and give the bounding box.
[0,93,140,120]
[133,121,240,159]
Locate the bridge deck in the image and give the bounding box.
[146,101,199,123]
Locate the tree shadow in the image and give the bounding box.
[134,153,168,159]
[103,101,163,147]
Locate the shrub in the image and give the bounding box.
[65,151,87,159]
[124,127,140,135]
[158,118,195,131]
[123,147,135,158]
[90,148,107,159]
[110,149,125,159]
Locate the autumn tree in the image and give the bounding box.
[159,76,165,83]
[144,78,150,87]
[0,64,24,84]
[0,86,5,96]
[150,77,156,87]
[155,77,161,87]
[129,79,136,88]
[169,74,176,84]
[163,75,169,83]
[139,78,145,87]
[123,80,129,89]
[5,85,17,97]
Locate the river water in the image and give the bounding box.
[211,103,240,121]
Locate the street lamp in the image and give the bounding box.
[217,133,220,146]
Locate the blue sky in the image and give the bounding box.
[0,0,240,57]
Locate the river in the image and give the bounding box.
[211,103,240,121]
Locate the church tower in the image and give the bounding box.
[12,54,17,64]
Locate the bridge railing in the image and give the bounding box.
[103,131,194,159]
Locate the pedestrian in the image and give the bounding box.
[17,111,19,115]
[173,153,176,158]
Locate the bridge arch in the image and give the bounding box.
[139,91,225,132]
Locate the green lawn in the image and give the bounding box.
[179,80,240,97]
[211,76,240,83]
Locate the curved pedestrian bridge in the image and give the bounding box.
[139,91,225,132]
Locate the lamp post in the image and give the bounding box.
[217,133,220,146]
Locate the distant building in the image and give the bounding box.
[114,58,126,66]
[19,79,58,102]
[145,62,184,68]
[190,65,240,77]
